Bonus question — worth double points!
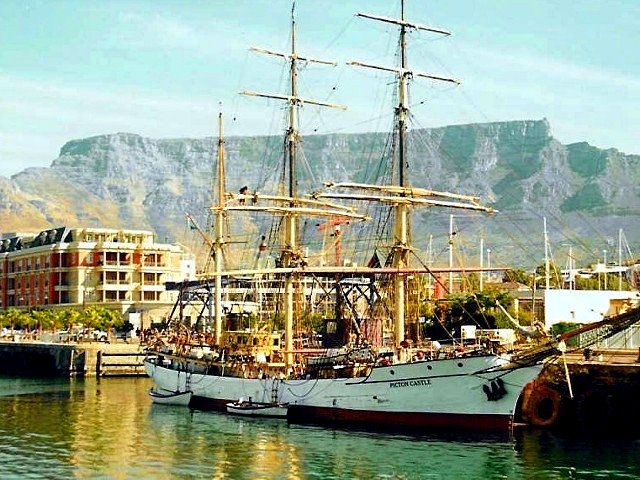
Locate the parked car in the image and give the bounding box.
[93,330,109,342]
[55,329,70,342]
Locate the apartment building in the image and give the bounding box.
[0,227,195,322]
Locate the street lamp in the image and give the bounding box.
[603,249,608,290]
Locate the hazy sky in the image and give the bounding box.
[1,0,639,177]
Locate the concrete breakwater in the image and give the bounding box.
[0,341,146,377]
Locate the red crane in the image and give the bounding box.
[316,216,350,266]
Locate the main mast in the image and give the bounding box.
[241,2,346,368]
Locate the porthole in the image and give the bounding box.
[427,365,433,370]
[457,362,463,368]
[389,369,395,375]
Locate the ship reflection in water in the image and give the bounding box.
[0,376,638,479]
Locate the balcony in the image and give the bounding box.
[140,284,166,292]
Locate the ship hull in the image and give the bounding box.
[286,405,512,431]
[144,354,542,431]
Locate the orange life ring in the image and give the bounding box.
[526,385,563,427]
[415,350,425,360]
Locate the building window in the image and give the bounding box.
[144,273,156,284]
[144,291,157,301]
[105,252,117,265]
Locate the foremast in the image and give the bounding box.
[213,110,226,345]
[315,1,492,358]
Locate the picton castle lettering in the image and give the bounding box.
[389,379,431,389]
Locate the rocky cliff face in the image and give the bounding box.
[2,120,638,267]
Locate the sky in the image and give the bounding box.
[1,0,639,177]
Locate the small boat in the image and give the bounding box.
[226,399,289,418]
[148,388,192,406]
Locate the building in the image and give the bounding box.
[543,288,640,329]
[0,227,195,326]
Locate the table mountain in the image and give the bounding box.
[2,119,638,268]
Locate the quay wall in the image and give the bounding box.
[0,341,145,377]
[520,350,640,431]
[0,341,80,376]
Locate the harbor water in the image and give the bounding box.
[0,376,638,479]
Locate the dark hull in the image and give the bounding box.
[287,405,512,431]
[189,395,511,431]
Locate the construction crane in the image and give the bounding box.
[316,216,351,266]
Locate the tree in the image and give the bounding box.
[460,272,480,292]
[61,309,81,329]
[574,272,632,291]
[0,308,25,331]
[4,308,28,331]
[31,309,57,333]
[550,321,582,347]
[503,268,529,285]
[81,306,103,330]
[100,308,124,334]
[534,262,562,288]
[422,290,514,340]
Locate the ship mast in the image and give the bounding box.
[240,2,347,368]
[213,109,226,345]
[347,0,462,356]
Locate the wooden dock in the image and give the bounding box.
[95,348,147,377]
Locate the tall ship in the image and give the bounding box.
[145,1,549,430]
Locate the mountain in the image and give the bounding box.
[2,120,639,268]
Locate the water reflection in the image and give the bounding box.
[0,376,638,479]
[146,407,305,479]
[513,429,640,479]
